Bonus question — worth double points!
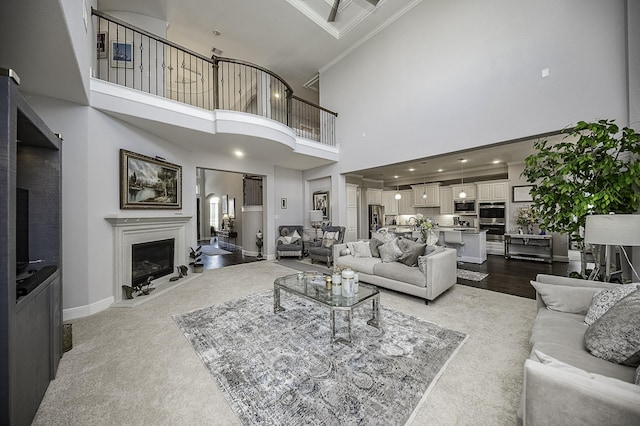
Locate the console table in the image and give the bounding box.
[504,234,553,263]
[218,230,237,250]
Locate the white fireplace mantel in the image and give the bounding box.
[105,214,193,305]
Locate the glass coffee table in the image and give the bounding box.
[273,273,380,345]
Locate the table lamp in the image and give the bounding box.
[309,210,323,241]
[584,214,640,282]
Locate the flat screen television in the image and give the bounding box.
[16,187,29,273]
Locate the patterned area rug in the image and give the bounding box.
[457,269,489,281]
[173,291,467,425]
[201,246,232,256]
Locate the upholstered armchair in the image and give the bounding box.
[276,225,304,260]
[308,226,345,267]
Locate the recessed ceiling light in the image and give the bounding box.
[393,175,399,179]
[212,29,221,36]
[460,159,468,163]
[437,169,444,172]
[408,168,415,172]
[492,160,501,164]
[212,47,223,55]
[234,150,244,158]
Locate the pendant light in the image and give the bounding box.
[458,159,467,199]
[394,176,402,200]
[422,171,427,199]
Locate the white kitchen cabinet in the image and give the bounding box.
[477,182,508,201]
[451,184,476,200]
[397,190,414,215]
[412,184,440,207]
[366,188,382,205]
[440,186,453,214]
[382,191,398,215]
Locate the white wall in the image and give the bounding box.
[274,167,304,228]
[321,0,629,174]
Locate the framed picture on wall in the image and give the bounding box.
[313,191,330,220]
[120,149,182,209]
[110,41,133,68]
[97,32,108,59]
[512,185,534,202]
[228,198,235,218]
[222,194,228,215]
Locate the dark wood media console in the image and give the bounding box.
[0,68,63,425]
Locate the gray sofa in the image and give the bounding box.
[332,241,457,304]
[518,274,640,425]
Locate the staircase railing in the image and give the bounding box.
[92,8,337,146]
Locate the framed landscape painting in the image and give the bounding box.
[120,149,182,209]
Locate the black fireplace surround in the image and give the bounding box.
[131,238,175,285]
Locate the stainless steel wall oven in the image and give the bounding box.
[479,202,506,241]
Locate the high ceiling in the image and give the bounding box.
[98,0,423,101]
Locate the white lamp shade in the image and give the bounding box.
[584,214,640,246]
[309,210,323,223]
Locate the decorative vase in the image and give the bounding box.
[422,229,438,246]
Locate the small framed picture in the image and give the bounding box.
[97,32,108,59]
[228,198,235,218]
[281,198,287,209]
[110,41,133,68]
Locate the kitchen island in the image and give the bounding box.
[435,228,487,264]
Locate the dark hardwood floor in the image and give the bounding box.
[198,240,261,270]
[198,239,582,300]
[455,254,582,299]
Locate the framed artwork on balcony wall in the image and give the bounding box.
[313,191,330,220]
[512,185,534,202]
[97,32,108,59]
[120,149,182,209]
[110,41,133,68]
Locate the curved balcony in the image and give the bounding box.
[91,8,337,146]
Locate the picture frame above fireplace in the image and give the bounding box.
[120,149,182,209]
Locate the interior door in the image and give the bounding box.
[346,184,358,242]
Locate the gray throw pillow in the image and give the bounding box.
[397,239,426,267]
[369,238,384,258]
[379,239,403,263]
[584,289,640,367]
[530,281,600,315]
[584,284,640,326]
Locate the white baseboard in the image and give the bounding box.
[63,296,114,321]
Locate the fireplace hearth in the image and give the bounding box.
[105,214,192,305]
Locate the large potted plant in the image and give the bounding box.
[522,119,640,276]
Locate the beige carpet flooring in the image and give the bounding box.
[33,261,536,425]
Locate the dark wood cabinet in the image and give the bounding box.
[0,68,63,425]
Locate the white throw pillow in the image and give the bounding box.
[530,281,600,315]
[322,231,337,248]
[584,284,640,326]
[346,241,371,258]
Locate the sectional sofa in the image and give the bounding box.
[518,274,640,425]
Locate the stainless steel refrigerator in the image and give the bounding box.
[368,205,384,237]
